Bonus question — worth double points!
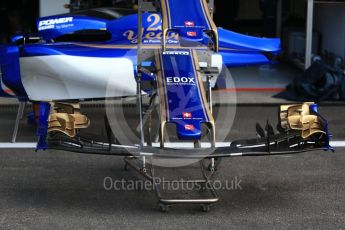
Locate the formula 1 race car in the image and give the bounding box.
[0,0,333,211]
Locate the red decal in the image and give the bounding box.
[187,31,197,37]
[184,21,195,27]
[185,125,195,131]
[4,89,14,94]
[183,112,192,119]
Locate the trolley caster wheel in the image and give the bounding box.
[207,164,216,173]
[159,203,170,212]
[208,159,221,172]
[201,204,211,212]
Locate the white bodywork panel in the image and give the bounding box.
[20,55,138,101]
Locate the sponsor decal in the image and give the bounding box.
[163,51,190,55]
[184,21,195,27]
[166,77,196,85]
[123,14,179,44]
[185,125,195,131]
[123,30,179,44]
[183,112,192,119]
[38,17,73,31]
[187,31,197,37]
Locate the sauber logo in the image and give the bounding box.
[185,21,195,27]
[38,17,73,31]
[166,77,195,85]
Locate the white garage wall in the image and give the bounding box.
[314,4,345,59]
[39,0,70,17]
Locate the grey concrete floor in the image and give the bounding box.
[0,105,344,229]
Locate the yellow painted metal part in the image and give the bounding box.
[48,102,90,137]
[280,102,326,139]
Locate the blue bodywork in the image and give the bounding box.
[0,11,281,100]
[157,49,212,140]
[0,8,282,147]
[36,102,51,150]
[0,8,333,151]
[0,45,28,99]
[309,104,334,151]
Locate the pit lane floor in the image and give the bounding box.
[0,105,344,229]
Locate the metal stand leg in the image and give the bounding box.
[207,76,219,168]
[207,76,213,114]
[153,159,219,212]
[123,157,219,212]
[12,101,26,143]
[207,76,216,147]
[137,75,145,146]
[20,101,26,119]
